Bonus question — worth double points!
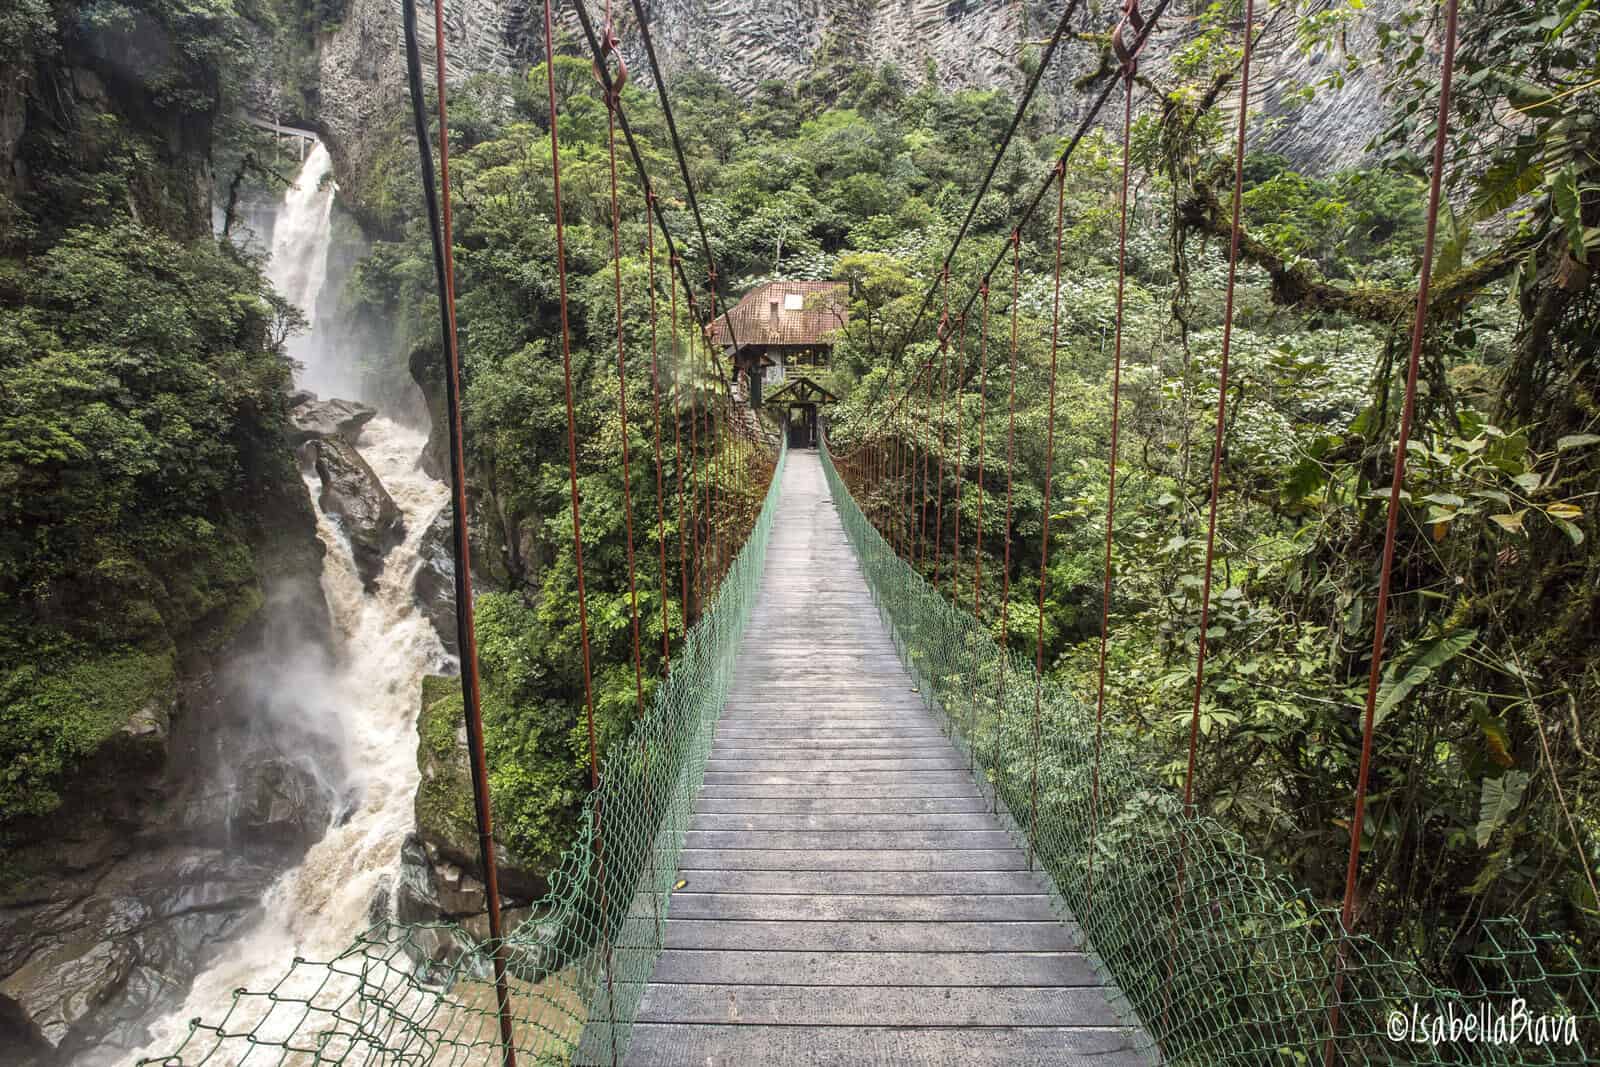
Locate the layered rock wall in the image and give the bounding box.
[305,0,1401,206]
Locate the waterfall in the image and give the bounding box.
[132,145,451,1063]
[268,142,346,399]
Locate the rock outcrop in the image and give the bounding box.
[288,392,378,446]
[313,436,406,589]
[413,676,546,901]
[414,508,459,655]
[0,560,338,1066]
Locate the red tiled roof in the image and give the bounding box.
[708,281,848,349]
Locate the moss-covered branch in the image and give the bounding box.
[1177,180,1537,323]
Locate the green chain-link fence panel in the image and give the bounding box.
[818,437,1596,1066]
[142,440,787,1067]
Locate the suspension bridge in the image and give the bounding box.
[142,0,1598,1063]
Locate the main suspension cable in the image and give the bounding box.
[569,0,736,396]
[400,4,516,1061]
[873,0,1087,398]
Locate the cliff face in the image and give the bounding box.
[0,9,337,1060]
[303,0,1399,205]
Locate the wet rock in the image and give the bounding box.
[414,508,458,655]
[288,394,377,446]
[0,938,134,1053]
[312,436,405,590]
[394,834,544,980]
[0,843,285,1065]
[230,757,335,844]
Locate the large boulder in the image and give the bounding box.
[312,437,404,590]
[287,393,377,447]
[228,757,338,844]
[414,508,458,655]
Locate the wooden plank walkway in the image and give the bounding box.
[626,450,1147,1065]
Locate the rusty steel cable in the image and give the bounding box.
[854,0,1172,445]
[400,5,516,1062]
[951,310,969,602]
[597,0,664,951]
[646,198,672,667]
[697,326,710,591]
[625,0,745,355]
[934,307,951,593]
[1183,0,1256,820]
[1326,2,1460,1060]
[670,257,691,622]
[966,283,990,774]
[922,353,936,569]
[1088,0,1146,920]
[1026,161,1068,869]
[989,232,1022,814]
[687,321,704,615]
[539,0,617,1057]
[598,8,648,728]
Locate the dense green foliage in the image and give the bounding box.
[815,0,1600,992]
[355,0,1600,994]
[1,0,303,823]
[344,46,1065,868]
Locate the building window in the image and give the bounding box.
[783,292,805,311]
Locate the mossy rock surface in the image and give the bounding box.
[414,675,548,900]
[0,649,176,821]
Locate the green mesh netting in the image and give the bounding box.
[818,437,1596,1066]
[142,440,787,1067]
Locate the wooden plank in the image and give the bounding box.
[669,869,1048,895]
[665,892,1057,923]
[682,829,1017,850]
[709,741,956,754]
[694,797,988,815]
[699,776,979,791]
[617,1023,1145,1067]
[701,756,969,772]
[689,812,1003,832]
[660,919,1082,953]
[635,984,1122,1027]
[695,782,983,799]
[711,728,948,739]
[621,1024,1150,1067]
[613,452,1142,1063]
[646,949,1102,987]
[675,848,1023,871]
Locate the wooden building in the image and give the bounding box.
[708,280,848,408]
[764,375,839,448]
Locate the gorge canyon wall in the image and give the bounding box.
[269,0,1399,222]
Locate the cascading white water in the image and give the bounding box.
[134,146,451,1062]
[268,142,350,399]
